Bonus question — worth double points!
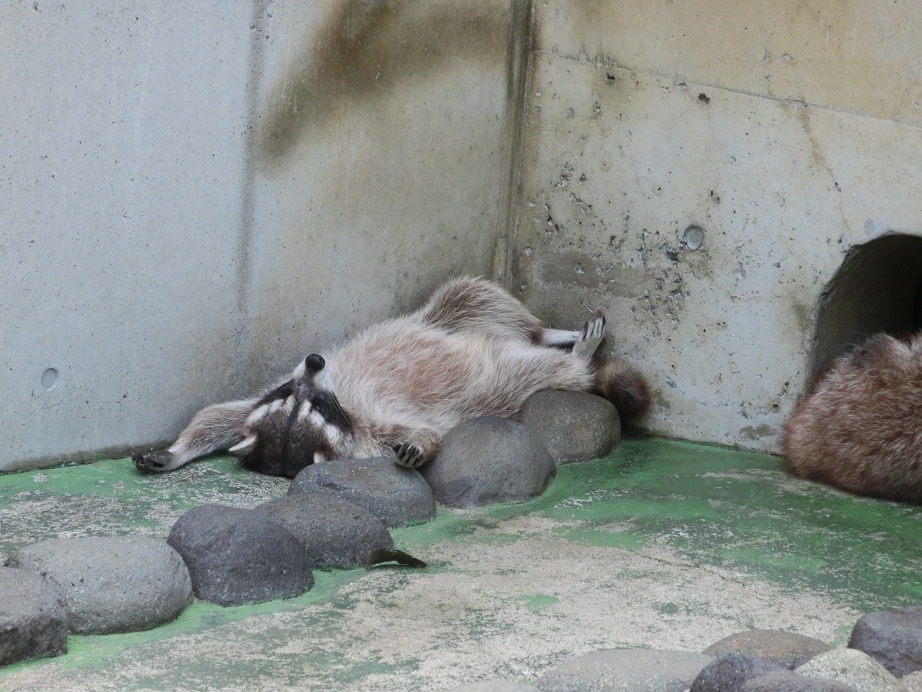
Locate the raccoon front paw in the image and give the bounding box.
[393,442,428,469]
[132,451,174,473]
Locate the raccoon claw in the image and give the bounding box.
[393,442,427,469]
[573,309,607,360]
[132,451,174,473]
[581,310,606,341]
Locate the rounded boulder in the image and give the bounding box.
[420,417,555,508]
[6,536,192,634]
[691,653,787,691]
[254,494,394,569]
[167,505,313,607]
[289,457,436,527]
[519,390,620,463]
[703,629,832,669]
[0,566,68,666]
[849,605,922,677]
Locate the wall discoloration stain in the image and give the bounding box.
[533,0,922,128]
[237,0,520,411]
[535,250,654,295]
[739,424,775,442]
[259,0,510,168]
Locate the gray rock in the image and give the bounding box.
[795,648,902,691]
[289,456,436,527]
[254,494,394,569]
[167,505,312,607]
[0,567,68,666]
[535,648,713,691]
[690,652,787,691]
[519,390,620,464]
[901,671,922,691]
[6,536,192,634]
[704,629,832,669]
[740,670,857,691]
[421,417,555,508]
[848,605,922,677]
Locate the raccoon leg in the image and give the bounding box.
[393,426,442,469]
[132,398,257,472]
[571,310,607,361]
[419,277,543,342]
[540,328,581,348]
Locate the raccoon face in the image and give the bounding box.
[229,354,354,478]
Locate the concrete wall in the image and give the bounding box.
[1,0,523,471]
[511,0,922,452]
[6,0,922,470]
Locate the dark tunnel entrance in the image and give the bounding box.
[812,233,922,379]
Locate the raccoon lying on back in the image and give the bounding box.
[133,277,650,478]
[782,331,922,503]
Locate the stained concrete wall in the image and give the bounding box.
[1,0,523,471]
[511,0,922,452]
[7,0,922,471]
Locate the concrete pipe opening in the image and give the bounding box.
[812,233,922,380]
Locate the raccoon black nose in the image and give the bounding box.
[305,354,325,372]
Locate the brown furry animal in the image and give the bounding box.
[133,277,650,478]
[782,331,922,503]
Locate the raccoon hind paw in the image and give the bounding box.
[573,310,607,360]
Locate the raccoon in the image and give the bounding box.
[782,331,922,503]
[133,277,650,478]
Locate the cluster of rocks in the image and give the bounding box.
[0,391,620,668]
[0,537,192,667]
[457,616,922,691]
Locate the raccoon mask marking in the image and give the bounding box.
[229,354,355,478]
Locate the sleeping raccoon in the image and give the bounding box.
[782,331,922,503]
[133,277,650,478]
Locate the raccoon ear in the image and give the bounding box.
[228,434,258,456]
[305,354,325,373]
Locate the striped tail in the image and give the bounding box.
[593,356,651,422]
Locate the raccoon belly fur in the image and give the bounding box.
[328,321,595,459]
[782,331,922,503]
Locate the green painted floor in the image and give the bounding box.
[1,439,921,690]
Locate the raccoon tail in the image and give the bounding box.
[366,548,427,569]
[593,356,651,422]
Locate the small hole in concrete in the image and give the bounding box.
[698,93,710,105]
[41,368,60,392]
[683,225,705,251]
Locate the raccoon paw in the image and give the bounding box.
[132,451,175,473]
[393,442,428,469]
[572,309,607,360]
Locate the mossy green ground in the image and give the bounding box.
[1,439,921,690]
